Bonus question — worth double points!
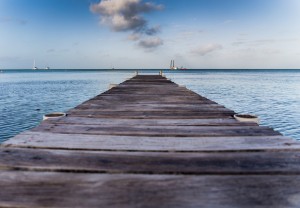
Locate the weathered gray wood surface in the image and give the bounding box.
[43,117,258,126]
[4,132,297,152]
[1,74,299,207]
[2,148,300,174]
[1,172,300,208]
[30,124,280,137]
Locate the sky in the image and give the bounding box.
[1,0,300,69]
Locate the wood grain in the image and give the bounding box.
[2,148,300,174]
[3,132,297,152]
[1,172,300,208]
[44,117,258,127]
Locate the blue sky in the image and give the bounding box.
[0,0,300,69]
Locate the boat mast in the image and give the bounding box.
[33,59,38,70]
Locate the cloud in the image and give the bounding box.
[191,43,223,56]
[90,0,163,33]
[138,37,163,49]
[90,0,164,50]
[232,38,299,47]
[145,25,161,35]
[127,33,141,41]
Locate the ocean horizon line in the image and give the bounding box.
[2,68,300,71]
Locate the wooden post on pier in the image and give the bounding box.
[1,75,300,207]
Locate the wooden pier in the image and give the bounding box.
[1,75,300,207]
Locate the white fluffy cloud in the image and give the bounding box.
[91,0,162,33]
[191,43,223,56]
[91,0,163,50]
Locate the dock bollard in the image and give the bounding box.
[43,112,66,121]
[108,84,117,90]
[234,114,260,124]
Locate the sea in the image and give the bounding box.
[0,69,299,142]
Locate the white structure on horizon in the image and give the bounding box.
[33,59,38,70]
[170,60,178,70]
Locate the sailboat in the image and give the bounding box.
[33,60,38,70]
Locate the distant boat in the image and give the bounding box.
[170,60,187,70]
[33,60,38,70]
[45,66,50,70]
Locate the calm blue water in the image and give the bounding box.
[0,69,299,142]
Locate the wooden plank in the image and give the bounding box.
[89,95,216,102]
[1,172,300,207]
[105,87,195,91]
[44,117,258,127]
[31,124,280,137]
[101,92,202,96]
[72,105,231,112]
[114,85,193,90]
[68,108,234,113]
[103,89,198,95]
[75,103,224,108]
[66,111,234,119]
[2,148,300,174]
[82,99,218,105]
[3,132,297,152]
[96,94,207,99]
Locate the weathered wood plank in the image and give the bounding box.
[66,111,234,119]
[103,89,198,95]
[72,105,231,112]
[2,148,300,174]
[1,172,300,208]
[31,124,280,137]
[82,99,218,105]
[89,95,217,102]
[3,132,296,152]
[75,103,224,108]
[44,117,258,127]
[69,108,234,113]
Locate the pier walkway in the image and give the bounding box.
[1,75,300,207]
